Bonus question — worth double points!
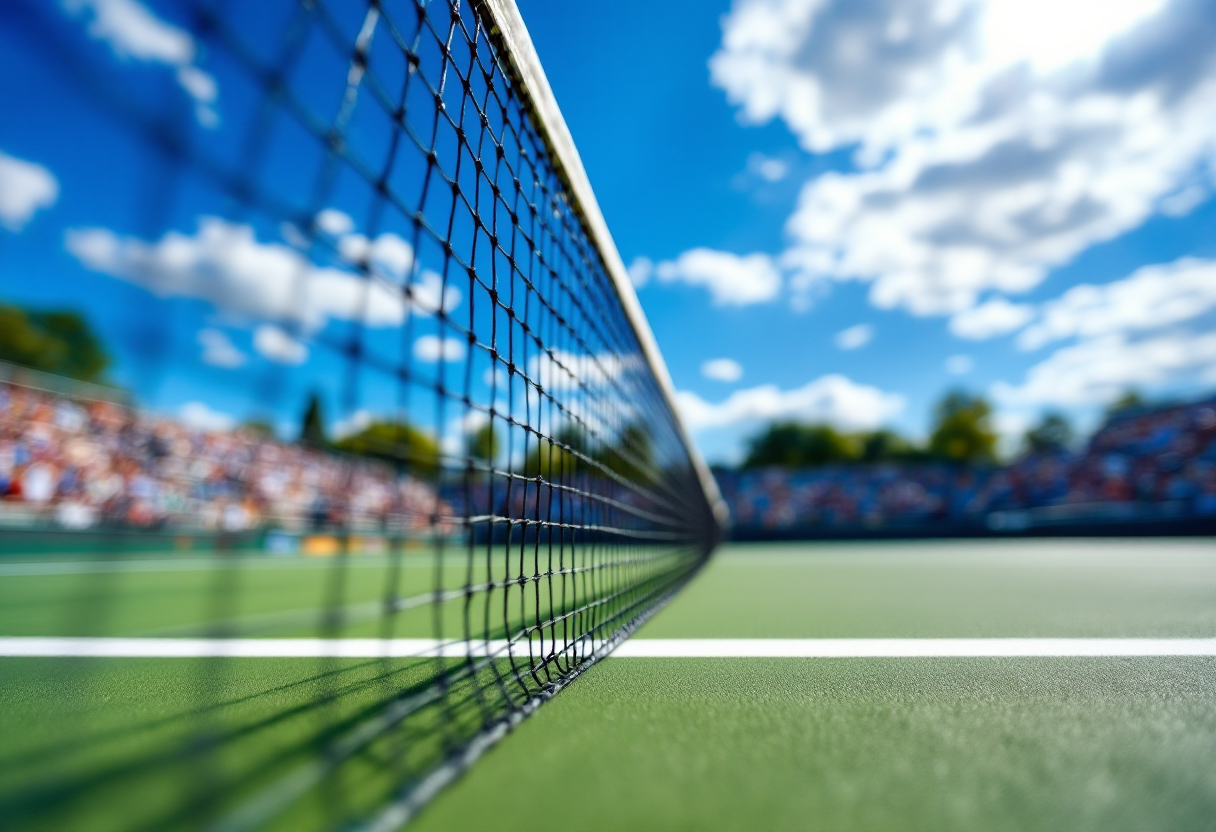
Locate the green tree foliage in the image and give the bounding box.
[240,419,277,439]
[595,423,656,484]
[860,429,918,463]
[466,421,501,463]
[740,422,931,469]
[1023,411,1073,454]
[522,426,588,480]
[332,420,441,479]
[0,305,110,382]
[300,393,327,449]
[927,391,997,463]
[742,422,861,468]
[1106,390,1146,417]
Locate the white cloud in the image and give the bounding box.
[332,409,373,441]
[992,409,1034,458]
[410,272,462,315]
[627,256,653,288]
[949,298,1035,340]
[254,324,307,365]
[527,350,635,392]
[702,358,744,382]
[654,248,782,306]
[64,0,192,62]
[66,217,416,333]
[457,410,491,434]
[1018,257,1216,350]
[414,334,466,363]
[178,401,235,432]
[748,152,789,182]
[834,323,873,350]
[316,208,355,237]
[713,0,1216,315]
[63,0,219,125]
[676,374,905,432]
[0,151,59,231]
[945,354,974,375]
[338,231,413,281]
[197,328,245,368]
[992,331,1216,407]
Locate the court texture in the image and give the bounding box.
[3,536,1214,831]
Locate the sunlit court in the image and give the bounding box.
[2,0,1215,829]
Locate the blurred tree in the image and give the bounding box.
[1106,390,1146,417]
[300,393,328,448]
[860,429,917,463]
[742,422,860,468]
[466,421,501,463]
[927,391,997,463]
[333,420,440,479]
[523,425,587,479]
[596,423,655,483]
[0,305,110,382]
[240,419,277,439]
[1023,411,1073,454]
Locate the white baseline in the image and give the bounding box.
[2,637,1216,659]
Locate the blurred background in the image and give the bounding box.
[3,0,1215,542]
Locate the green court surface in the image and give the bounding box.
[412,539,1216,832]
[3,539,1216,831]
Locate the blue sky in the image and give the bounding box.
[3,0,1216,465]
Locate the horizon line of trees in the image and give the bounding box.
[301,392,659,484]
[727,389,1151,472]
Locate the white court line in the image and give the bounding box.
[2,637,1216,659]
[611,638,1216,658]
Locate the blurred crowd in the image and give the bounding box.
[4,372,1214,538]
[718,397,1216,532]
[0,380,453,535]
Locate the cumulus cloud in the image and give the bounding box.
[713,0,1216,315]
[627,257,653,288]
[332,409,373,441]
[747,152,790,182]
[702,358,744,382]
[254,324,307,365]
[197,328,245,368]
[676,374,905,432]
[315,208,355,237]
[414,335,466,363]
[63,0,219,125]
[178,401,235,432]
[0,151,59,231]
[834,323,873,350]
[1018,257,1216,350]
[653,248,782,306]
[337,231,414,282]
[527,350,635,392]
[946,354,975,375]
[949,298,1035,340]
[992,331,1216,407]
[65,217,432,333]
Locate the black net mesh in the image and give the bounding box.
[0,0,720,829]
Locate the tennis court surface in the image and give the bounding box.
[412,538,1216,832]
[4,537,1215,831]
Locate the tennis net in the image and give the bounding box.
[0,0,724,829]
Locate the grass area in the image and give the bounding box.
[413,539,1216,832]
